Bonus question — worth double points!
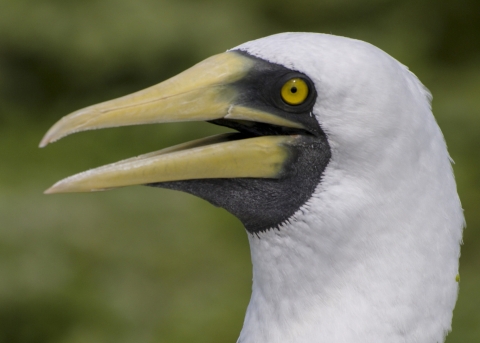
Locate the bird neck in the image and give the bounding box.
[238,162,463,343]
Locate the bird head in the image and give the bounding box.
[40,33,464,342]
[40,33,430,233]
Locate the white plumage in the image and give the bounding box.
[232,33,464,343]
[41,32,465,343]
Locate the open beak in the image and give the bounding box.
[40,51,306,194]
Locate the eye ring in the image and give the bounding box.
[281,78,309,105]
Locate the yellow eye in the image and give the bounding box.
[280,78,309,105]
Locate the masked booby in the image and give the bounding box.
[40,33,464,343]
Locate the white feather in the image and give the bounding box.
[231,33,464,343]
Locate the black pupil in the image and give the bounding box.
[291,86,297,94]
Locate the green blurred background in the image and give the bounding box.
[0,0,479,342]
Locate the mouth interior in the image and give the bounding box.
[209,118,309,139]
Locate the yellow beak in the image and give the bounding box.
[40,52,305,194]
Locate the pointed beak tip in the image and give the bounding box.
[39,132,54,148]
[44,187,55,194]
[44,181,67,194]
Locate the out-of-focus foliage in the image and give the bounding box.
[0,0,478,342]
